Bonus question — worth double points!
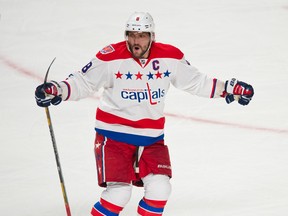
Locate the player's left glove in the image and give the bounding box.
[224,78,254,105]
[35,81,63,107]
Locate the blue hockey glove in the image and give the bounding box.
[35,81,62,107]
[224,78,254,106]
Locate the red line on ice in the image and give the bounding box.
[165,113,288,135]
[1,55,287,135]
[0,55,43,81]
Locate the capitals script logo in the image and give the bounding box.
[121,83,165,105]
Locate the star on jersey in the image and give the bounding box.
[155,71,163,79]
[147,72,154,80]
[115,71,123,79]
[135,71,143,80]
[125,71,133,79]
[164,70,171,77]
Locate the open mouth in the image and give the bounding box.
[134,46,140,51]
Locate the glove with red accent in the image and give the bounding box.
[35,81,62,107]
[224,78,254,105]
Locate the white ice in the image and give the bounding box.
[0,0,288,215]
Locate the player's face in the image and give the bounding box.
[126,32,151,59]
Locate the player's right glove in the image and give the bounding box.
[35,81,63,107]
[224,78,254,105]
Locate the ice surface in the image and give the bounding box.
[0,0,288,215]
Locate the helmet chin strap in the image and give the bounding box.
[144,33,155,58]
[141,39,152,59]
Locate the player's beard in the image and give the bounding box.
[128,42,150,59]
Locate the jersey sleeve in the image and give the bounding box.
[59,57,111,101]
[171,57,225,98]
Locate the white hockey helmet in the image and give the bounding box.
[125,12,155,41]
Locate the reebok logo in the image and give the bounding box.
[157,164,171,170]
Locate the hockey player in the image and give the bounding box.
[35,12,254,216]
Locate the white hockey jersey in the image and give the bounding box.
[60,41,224,146]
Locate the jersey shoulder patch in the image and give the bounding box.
[100,44,115,54]
[96,41,131,61]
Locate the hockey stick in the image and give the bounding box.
[43,58,72,216]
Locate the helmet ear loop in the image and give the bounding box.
[144,35,154,58]
[151,32,155,42]
[124,32,131,53]
[124,31,129,41]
